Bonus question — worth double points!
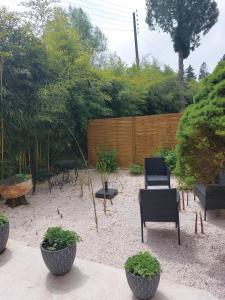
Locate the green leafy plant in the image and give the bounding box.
[176,60,225,184]
[129,164,144,175]
[0,214,8,227]
[96,149,118,181]
[42,227,81,251]
[15,174,32,182]
[125,251,160,278]
[152,147,177,171]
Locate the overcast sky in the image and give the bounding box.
[1,0,224,75]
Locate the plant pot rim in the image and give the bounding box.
[126,269,160,280]
[0,178,32,189]
[40,241,76,253]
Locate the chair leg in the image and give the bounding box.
[144,222,146,227]
[141,222,144,243]
[194,193,196,201]
[177,222,181,245]
[204,209,206,221]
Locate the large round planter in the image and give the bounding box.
[126,270,160,300]
[40,242,77,276]
[0,178,32,200]
[0,222,9,254]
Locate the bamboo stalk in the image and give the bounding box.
[195,211,198,234]
[63,124,98,231]
[0,57,4,179]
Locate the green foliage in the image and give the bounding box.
[0,214,8,227]
[146,0,219,60]
[153,147,177,171]
[176,60,225,184]
[185,65,196,81]
[199,62,209,80]
[42,227,81,251]
[96,150,118,174]
[125,251,160,278]
[15,174,32,182]
[128,164,144,176]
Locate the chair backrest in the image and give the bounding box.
[139,188,178,222]
[219,171,225,186]
[145,157,167,175]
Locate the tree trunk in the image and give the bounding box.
[178,52,185,109]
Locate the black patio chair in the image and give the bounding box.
[139,188,181,245]
[144,157,170,188]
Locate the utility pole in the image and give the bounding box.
[133,12,140,67]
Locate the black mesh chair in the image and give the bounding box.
[144,157,170,188]
[139,188,181,245]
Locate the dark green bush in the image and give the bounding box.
[176,60,225,185]
[128,164,144,175]
[125,251,160,278]
[42,227,81,251]
[96,149,118,174]
[0,214,8,227]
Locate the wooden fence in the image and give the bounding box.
[88,112,182,167]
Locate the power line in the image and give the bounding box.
[67,0,133,15]
[62,0,131,19]
[63,0,135,12]
[101,28,133,32]
[61,0,132,24]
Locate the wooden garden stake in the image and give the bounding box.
[199,211,204,234]
[181,190,185,210]
[195,211,198,234]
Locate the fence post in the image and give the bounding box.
[132,116,136,164]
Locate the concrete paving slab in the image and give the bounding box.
[0,240,218,300]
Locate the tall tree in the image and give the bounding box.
[145,0,219,107]
[68,7,107,65]
[20,0,59,36]
[185,65,196,81]
[199,62,209,80]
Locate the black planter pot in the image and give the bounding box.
[126,270,160,300]
[40,242,77,276]
[0,222,9,254]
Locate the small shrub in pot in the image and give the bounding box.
[40,227,81,276]
[125,251,161,300]
[0,214,9,254]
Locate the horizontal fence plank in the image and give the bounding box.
[88,113,182,167]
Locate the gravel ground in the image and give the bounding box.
[0,169,225,299]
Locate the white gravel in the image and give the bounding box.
[0,169,225,299]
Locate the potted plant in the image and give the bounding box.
[95,149,118,200]
[0,174,32,207]
[40,227,81,276]
[125,251,161,300]
[0,214,9,254]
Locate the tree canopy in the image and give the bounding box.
[145,0,219,106]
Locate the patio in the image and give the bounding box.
[0,170,225,299]
[0,239,218,300]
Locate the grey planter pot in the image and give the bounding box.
[0,222,9,254]
[126,270,160,300]
[40,242,77,276]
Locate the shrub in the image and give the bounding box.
[125,251,160,278]
[0,214,8,227]
[42,227,81,251]
[96,149,118,174]
[176,60,225,185]
[152,147,177,171]
[129,164,144,175]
